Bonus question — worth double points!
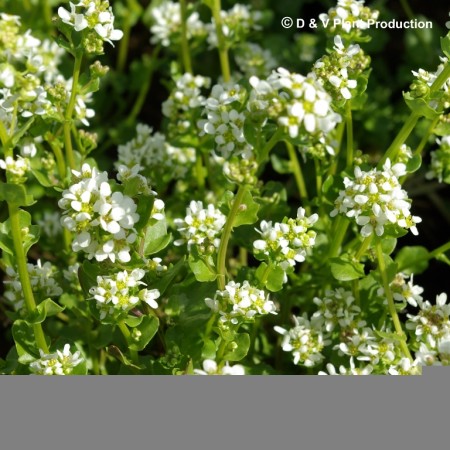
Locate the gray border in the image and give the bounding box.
[0,369,448,450]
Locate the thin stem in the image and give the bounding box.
[375,242,413,361]
[429,240,450,259]
[42,0,53,30]
[117,321,139,364]
[117,17,131,73]
[195,152,205,192]
[414,116,439,158]
[211,0,231,82]
[327,215,349,258]
[64,53,83,171]
[216,185,247,290]
[345,101,353,168]
[328,120,345,176]
[286,141,310,214]
[8,203,49,353]
[180,0,193,74]
[0,120,11,155]
[381,61,450,166]
[313,158,322,202]
[354,235,373,260]
[126,48,160,123]
[259,127,283,163]
[216,338,228,361]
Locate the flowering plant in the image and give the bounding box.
[1,0,450,376]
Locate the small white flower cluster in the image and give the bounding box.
[198,82,253,159]
[406,293,450,348]
[58,0,123,46]
[411,57,450,104]
[205,280,277,325]
[312,288,361,333]
[207,3,263,48]
[37,211,63,240]
[116,124,196,183]
[313,36,361,101]
[4,260,63,312]
[58,163,140,263]
[162,73,211,136]
[377,272,424,308]
[149,1,207,47]
[319,0,379,36]
[426,136,450,184]
[63,262,82,290]
[319,357,373,375]
[174,200,226,254]
[253,207,319,273]
[0,155,30,184]
[234,43,277,78]
[331,159,422,238]
[274,315,330,367]
[388,357,421,375]
[194,359,245,375]
[249,68,341,138]
[30,344,83,375]
[89,268,160,320]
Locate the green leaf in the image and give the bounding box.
[123,314,144,328]
[129,315,159,351]
[234,190,260,227]
[188,253,217,282]
[330,254,365,281]
[12,320,40,359]
[78,261,102,297]
[0,210,39,256]
[134,195,155,231]
[405,154,422,174]
[143,219,171,255]
[373,329,406,343]
[255,262,285,292]
[381,237,397,256]
[223,333,250,361]
[27,298,65,324]
[441,34,450,59]
[403,92,441,119]
[201,339,217,360]
[270,153,292,174]
[0,183,34,206]
[107,345,143,370]
[31,169,55,187]
[243,117,260,148]
[10,117,35,148]
[395,246,429,275]
[152,258,186,297]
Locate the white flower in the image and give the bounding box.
[89,269,159,320]
[194,359,245,375]
[174,200,226,254]
[274,315,330,367]
[206,280,277,325]
[30,344,83,375]
[58,0,123,46]
[331,159,422,237]
[253,207,318,273]
[388,357,421,375]
[318,357,373,375]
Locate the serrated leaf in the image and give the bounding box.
[129,315,159,351]
[403,92,441,119]
[222,333,250,361]
[27,298,65,324]
[330,255,365,281]
[107,345,143,370]
[0,183,34,206]
[12,320,40,359]
[395,246,429,275]
[188,254,217,282]
[143,219,170,255]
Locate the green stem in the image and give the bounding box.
[216,338,228,361]
[313,158,322,201]
[259,128,283,163]
[211,0,231,82]
[180,0,193,74]
[381,61,450,166]
[117,17,131,73]
[0,120,11,155]
[286,141,310,214]
[429,240,450,259]
[216,185,247,290]
[126,47,160,123]
[375,242,412,361]
[8,203,49,353]
[345,101,353,168]
[414,116,439,158]
[195,152,205,192]
[42,0,53,30]
[328,120,345,176]
[354,235,373,260]
[64,53,83,171]
[117,321,139,364]
[328,215,349,258]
